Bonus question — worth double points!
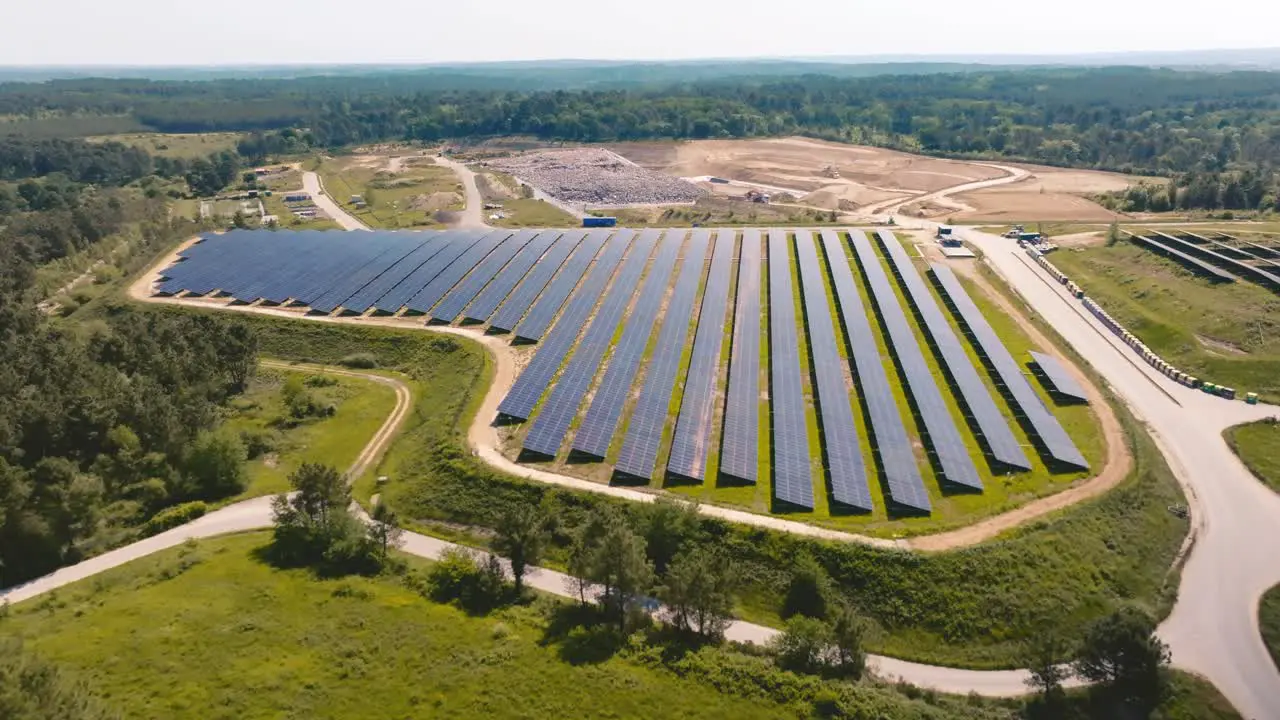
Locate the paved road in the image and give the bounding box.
[433,156,489,228]
[302,171,370,231]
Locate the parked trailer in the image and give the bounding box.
[583,216,618,228]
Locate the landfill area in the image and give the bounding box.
[482,148,705,206]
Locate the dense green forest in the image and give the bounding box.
[4,67,1280,180]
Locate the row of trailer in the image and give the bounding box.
[1025,248,1259,405]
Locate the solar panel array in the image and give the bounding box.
[573,230,687,459]
[666,232,736,481]
[613,231,713,479]
[875,231,1030,472]
[820,231,930,513]
[932,265,1089,470]
[522,231,658,457]
[720,230,763,484]
[497,231,636,420]
[767,231,815,509]
[850,231,983,492]
[794,231,872,512]
[1028,351,1090,404]
[158,228,1093,517]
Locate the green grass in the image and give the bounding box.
[1051,241,1280,401]
[1262,584,1280,673]
[86,132,243,158]
[976,223,1105,237]
[492,198,580,227]
[223,366,398,500]
[1224,419,1280,494]
[318,157,462,229]
[263,194,341,231]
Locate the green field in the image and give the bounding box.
[612,197,841,227]
[1263,584,1280,673]
[224,365,398,500]
[318,156,463,229]
[86,132,244,158]
[1224,419,1280,494]
[1052,241,1280,402]
[493,198,579,227]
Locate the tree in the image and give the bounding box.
[367,500,403,562]
[575,517,654,632]
[637,497,701,575]
[1023,633,1071,704]
[1074,606,1170,707]
[492,505,548,597]
[829,605,869,679]
[771,615,832,675]
[662,547,739,639]
[1106,220,1121,246]
[783,553,831,619]
[269,463,378,575]
[181,429,247,499]
[426,547,507,613]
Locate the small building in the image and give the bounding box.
[349,194,363,204]
[284,193,309,203]
[254,167,270,176]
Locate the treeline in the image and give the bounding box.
[1110,170,1280,213]
[6,68,1280,174]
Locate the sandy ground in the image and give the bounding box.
[612,138,1151,222]
[131,234,1125,552]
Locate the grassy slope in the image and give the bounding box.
[493,198,579,227]
[85,132,243,158]
[1051,241,1280,401]
[1263,584,1280,673]
[1224,419,1280,494]
[225,366,398,499]
[318,157,462,229]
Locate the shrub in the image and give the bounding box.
[338,353,378,369]
[142,501,208,536]
[771,616,833,675]
[239,427,279,460]
[426,548,508,613]
[304,374,339,388]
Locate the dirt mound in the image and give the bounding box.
[486,148,704,205]
[477,173,517,201]
[409,192,462,212]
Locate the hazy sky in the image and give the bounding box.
[3,0,1277,65]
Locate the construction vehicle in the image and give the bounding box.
[824,165,841,179]
[744,189,771,204]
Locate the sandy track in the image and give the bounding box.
[302,171,370,231]
[129,239,1127,553]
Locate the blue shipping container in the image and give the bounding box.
[583,216,618,228]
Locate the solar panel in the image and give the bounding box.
[341,234,449,314]
[720,229,762,484]
[875,231,1030,472]
[1028,351,1090,404]
[820,231,929,513]
[522,231,659,457]
[374,230,490,313]
[1130,235,1238,282]
[666,231,736,481]
[931,264,1089,470]
[463,230,565,323]
[616,230,714,480]
[309,235,431,314]
[510,230,614,340]
[485,231,588,328]
[850,231,982,492]
[430,230,539,323]
[497,230,636,421]
[767,230,815,510]
[406,229,514,314]
[794,231,872,512]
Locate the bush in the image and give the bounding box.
[304,374,339,388]
[771,616,833,675]
[142,501,208,536]
[238,427,279,460]
[337,353,378,369]
[426,547,508,613]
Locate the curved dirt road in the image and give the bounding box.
[433,156,488,228]
[863,163,1030,218]
[302,171,370,231]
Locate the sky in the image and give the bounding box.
[2,0,1278,66]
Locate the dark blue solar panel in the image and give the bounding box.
[509,230,612,340]
[875,231,1029,472]
[488,231,590,330]
[521,231,659,457]
[497,230,636,420]
[431,230,538,323]
[820,230,929,513]
[1028,351,1089,404]
[616,230,713,480]
[374,230,489,313]
[850,230,981,493]
[406,229,513,314]
[767,230,815,510]
[309,235,431,314]
[340,234,449,314]
[794,231,871,512]
[931,264,1089,470]
[720,229,762,484]
[572,230,688,460]
[463,230,565,323]
[666,231,736,481]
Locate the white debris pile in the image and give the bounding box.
[485,148,704,205]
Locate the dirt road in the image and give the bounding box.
[433,156,488,228]
[302,171,370,231]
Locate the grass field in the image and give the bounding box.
[492,198,580,227]
[87,132,243,158]
[1263,584,1280,674]
[224,365,398,500]
[612,197,842,227]
[1052,241,1280,401]
[3,532,1236,720]
[318,156,463,229]
[263,194,341,231]
[1224,419,1280,494]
